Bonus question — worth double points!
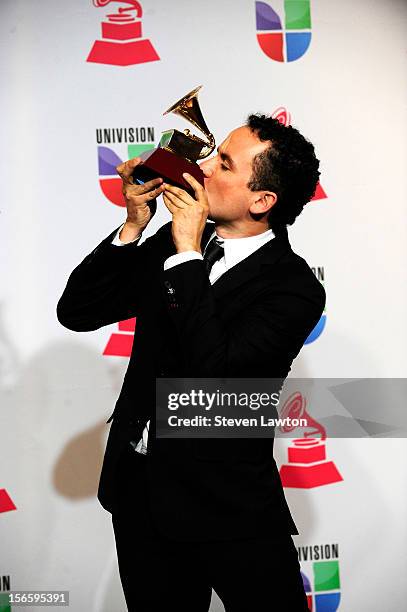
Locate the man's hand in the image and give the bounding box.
[163,173,209,253]
[116,157,165,241]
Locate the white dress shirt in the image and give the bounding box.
[111,222,276,454]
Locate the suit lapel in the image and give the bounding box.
[212,228,291,301]
[201,222,216,251]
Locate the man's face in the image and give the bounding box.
[199,126,270,224]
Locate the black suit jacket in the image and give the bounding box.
[57,221,325,541]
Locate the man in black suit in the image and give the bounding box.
[57,114,325,611]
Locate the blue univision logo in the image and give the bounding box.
[305,266,326,344]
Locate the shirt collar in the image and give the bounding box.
[206,227,276,270]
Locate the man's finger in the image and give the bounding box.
[163,194,177,214]
[163,183,193,206]
[182,173,204,195]
[146,184,165,199]
[163,190,188,209]
[122,181,165,202]
[163,183,187,197]
[116,157,141,183]
[136,177,164,195]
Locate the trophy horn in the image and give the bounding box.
[163,86,215,159]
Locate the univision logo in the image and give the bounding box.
[0,574,11,612]
[298,543,341,612]
[255,0,312,62]
[96,126,155,207]
[305,266,326,344]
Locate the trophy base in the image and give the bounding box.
[132,147,205,193]
[87,39,160,66]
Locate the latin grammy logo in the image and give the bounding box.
[87,0,160,67]
[0,488,16,513]
[103,317,135,357]
[279,391,343,489]
[272,107,327,202]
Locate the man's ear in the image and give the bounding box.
[249,192,278,215]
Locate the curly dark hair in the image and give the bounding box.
[246,114,320,233]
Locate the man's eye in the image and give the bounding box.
[220,163,229,171]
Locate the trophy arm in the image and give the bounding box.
[198,133,216,160]
[92,0,142,17]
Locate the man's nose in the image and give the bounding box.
[199,159,214,178]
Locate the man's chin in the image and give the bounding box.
[206,204,220,223]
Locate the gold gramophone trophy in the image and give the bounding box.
[132,85,215,192]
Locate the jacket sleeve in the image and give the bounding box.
[162,259,326,376]
[57,223,169,332]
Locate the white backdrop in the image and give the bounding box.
[1,0,407,610]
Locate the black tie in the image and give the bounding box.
[203,238,224,274]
